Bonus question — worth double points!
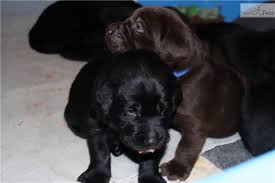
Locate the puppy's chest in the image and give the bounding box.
[178,71,215,108]
[179,72,213,94]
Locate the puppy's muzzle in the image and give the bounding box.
[106,23,123,38]
[121,128,169,154]
[105,23,131,53]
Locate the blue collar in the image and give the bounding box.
[173,67,192,78]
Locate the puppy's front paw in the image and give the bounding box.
[77,169,110,183]
[111,142,123,156]
[139,175,166,183]
[160,160,190,181]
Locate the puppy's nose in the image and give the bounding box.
[145,131,164,147]
[143,138,157,147]
[107,23,121,36]
[146,138,155,146]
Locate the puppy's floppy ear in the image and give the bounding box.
[157,13,204,67]
[159,21,169,42]
[95,84,113,115]
[158,23,193,62]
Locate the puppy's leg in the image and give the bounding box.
[78,129,111,183]
[138,151,166,183]
[160,116,206,181]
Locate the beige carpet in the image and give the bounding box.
[1,2,241,183]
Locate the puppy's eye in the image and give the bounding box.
[126,110,137,118]
[135,17,144,33]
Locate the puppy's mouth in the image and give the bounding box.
[138,148,156,154]
[120,132,169,154]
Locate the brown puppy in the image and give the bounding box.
[105,7,244,181]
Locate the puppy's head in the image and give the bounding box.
[105,7,203,69]
[95,50,182,154]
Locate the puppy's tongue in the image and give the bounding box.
[138,149,155,154]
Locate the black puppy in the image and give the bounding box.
[64,50,182,183]
[195,23,275,155]
[241,78,275,155]
[29,1,141,61]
